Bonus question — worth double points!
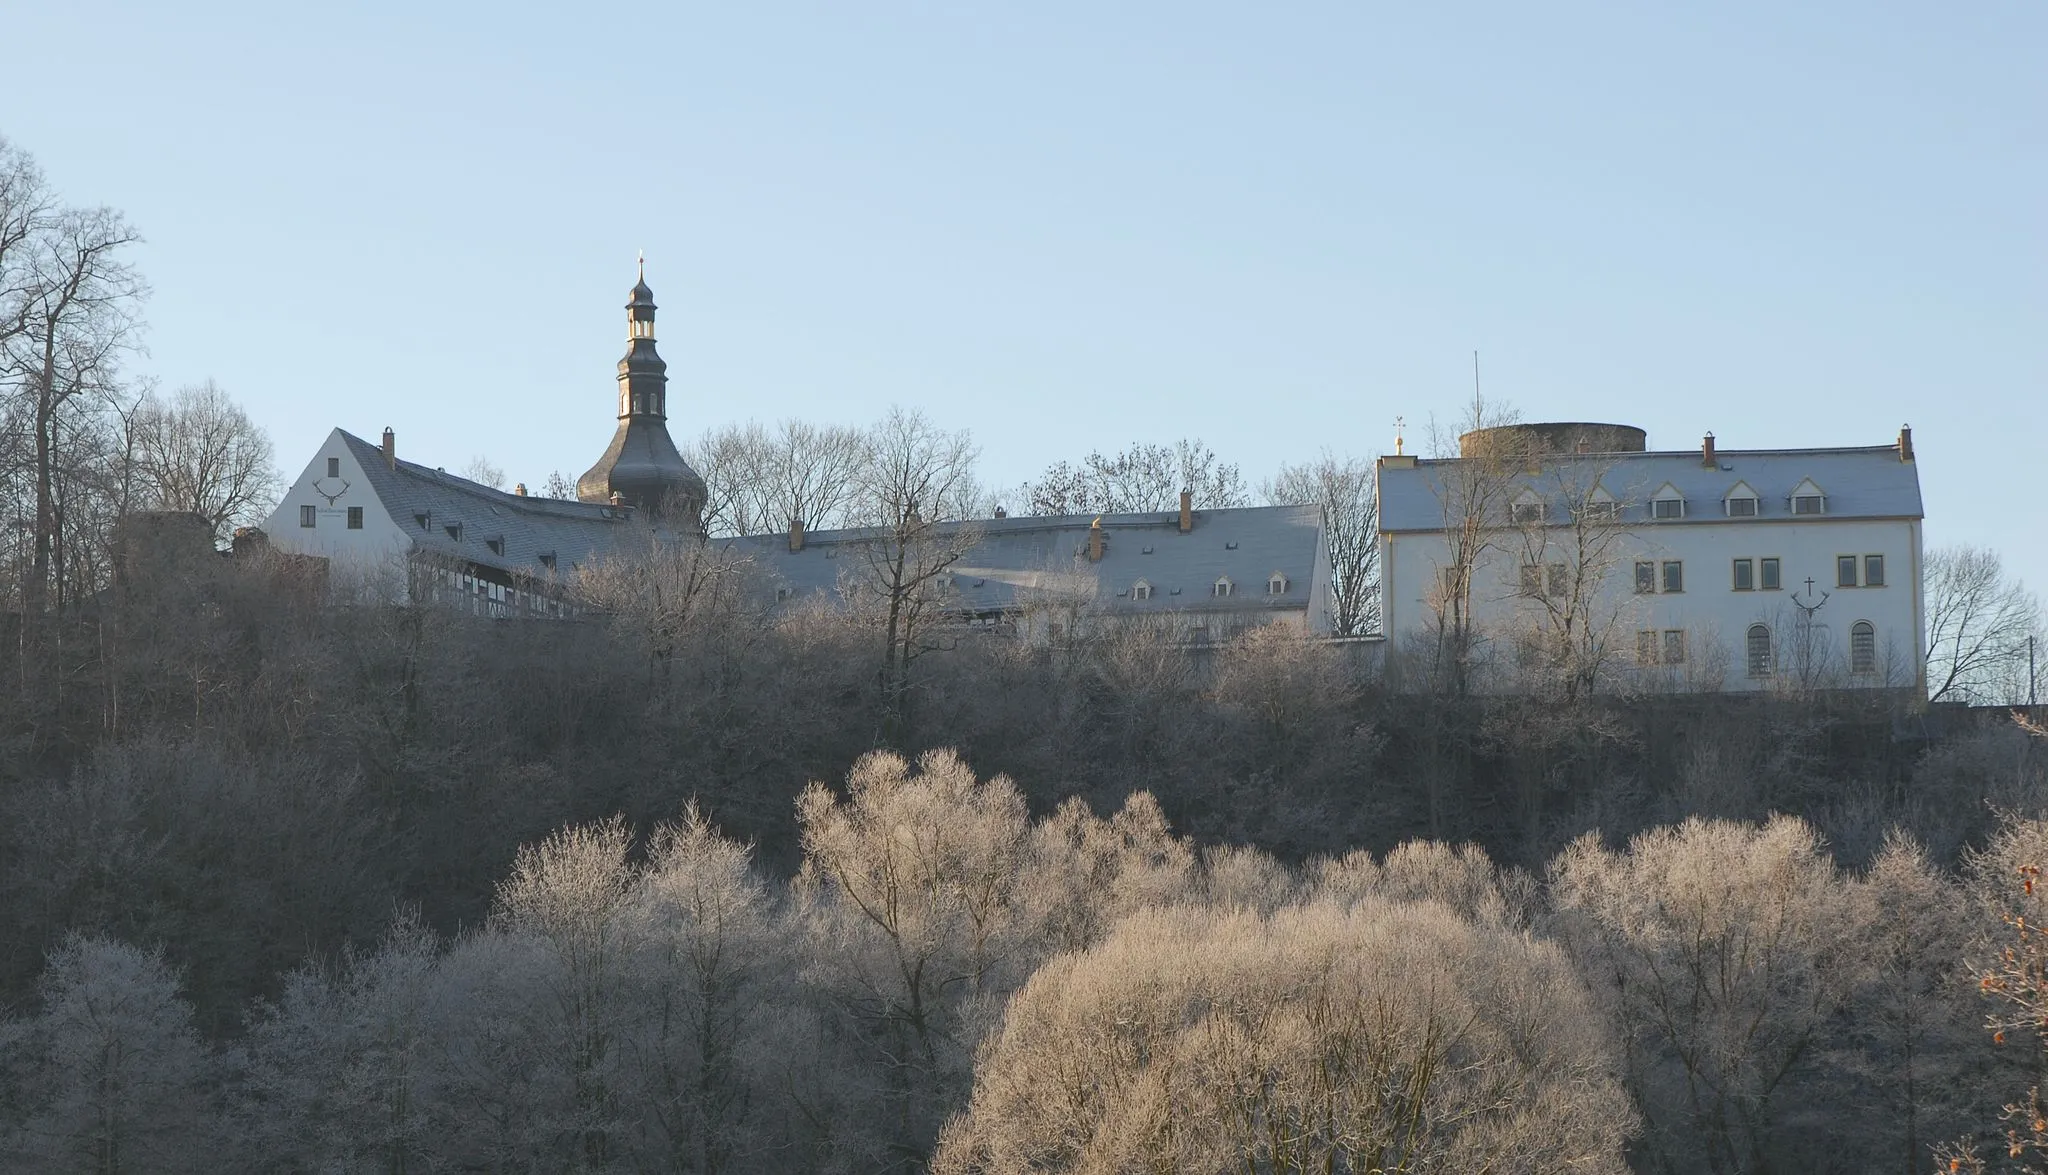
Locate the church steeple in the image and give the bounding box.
[618,254,665,418]
[576,261,706,527]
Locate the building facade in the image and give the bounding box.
[260,267,1331,635]
[1375,423,1925,694]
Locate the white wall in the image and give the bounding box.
[1381,515,1923,693]
[261,429,414,599]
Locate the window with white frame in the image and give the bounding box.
[1851,620,1877,674]
[1662,560,1684,593]
[1510,497,1548,524]
[1725,493,1758,516]
[1212,576,1233,598]
[1266,572,1287,595]
[1132,579,1153,601]
[299,504,316,528]
[1733,558,1754,591]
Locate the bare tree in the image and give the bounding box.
[1925,544,2041,704]
[460,454,506,490]
[844,407,983,740]
[1017,438,1247,516]
[128,380,280,542]
[1420,394,1525,697]
[0,167,145,613]
[1499,454,1638,699]
[690,418,867,538]
[1264,450,1379,635]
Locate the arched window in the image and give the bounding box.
[1132,579,1153,601]
[1851,621,1876,674]
[1746,623,1772,678]
[1213,576,1234,598]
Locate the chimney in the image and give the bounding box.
[514,482,528,497]
[788,517,805,552]
[1087,516,1104,562]
[1898,424,1914,463]
[381,427,396,469]
[994,505,1006,519]
[1701,431,1716,468]
[1178,488,1193,534]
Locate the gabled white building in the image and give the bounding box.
[1375,422,1925,694]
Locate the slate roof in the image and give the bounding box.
[720,505,1325,618]
[1378,445,1924,533]
[336,426,1322,617]
[338,430,657,580]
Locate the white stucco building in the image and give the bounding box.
[1375,422,1925,694]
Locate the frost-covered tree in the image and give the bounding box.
[933,899,1635,1173]
[1549,816,1862,1174]
[1,935,214,1173]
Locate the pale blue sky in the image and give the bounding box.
[6,3,2043,588]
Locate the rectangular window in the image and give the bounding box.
[1547,563,1568,598]
[1519,564,1543,597]
[1662,561,1684,593]
[347,506,364,530]
[1662,629,1688,665]
[299,504,316,528]
[1635,561,1655,594]
[1732,558,1753,591]
[1864,554,1885,587]
[1637,630,1658,666]
[1726,496,1758,517]
[1761,557,1781,590]
[1651,498,1684,520]
[1511,501,1547,524]
[1793,494,1824,515]
[1837,555,1858,588]
[326,456,340,478]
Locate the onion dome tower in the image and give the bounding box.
[576,260,707,527]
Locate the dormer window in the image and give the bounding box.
[1212,576,1234,598]
[1132,579,1153,601]
[1790,478,1825,515]
[1510,491,1548,525]
[1582,485,1620,522]
[486,537,504,556]
[538,552,556,571]
[445,523,462,541]
[1267,573,1288,595]
[1649,483,1685,520]
[1724,481,1760,517]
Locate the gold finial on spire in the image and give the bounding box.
[1395,415,1406,456]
